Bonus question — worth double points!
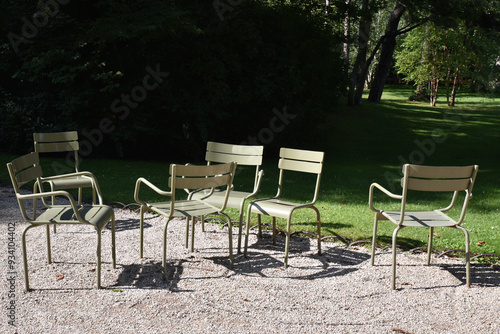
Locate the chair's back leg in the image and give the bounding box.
[427,227,434,265]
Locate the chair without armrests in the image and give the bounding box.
[244,148,324,268]
[189,141,264,253]
[369,164,478,289]
[6,152,116,290]
[135,162,237,278]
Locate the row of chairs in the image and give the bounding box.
[6,131,478,291]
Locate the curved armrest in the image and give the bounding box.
[40,171,104,204]
[369,182,403,212]
[18,190,85,222]
[134,177,172,206]
[249,169,265,198]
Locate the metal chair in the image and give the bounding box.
[369,164,479,289]
[6,152,116,290]
[189,141,264,253]
[135,162,237,278]
[244,148,324,268]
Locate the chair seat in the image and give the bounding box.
[37,205,114,230]
[148,200,219,218]
[249,198,309,219]
[380,210,457,227]
[43,175,93,190]
[191,189,252,208]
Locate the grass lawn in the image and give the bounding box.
[1,85,499,262]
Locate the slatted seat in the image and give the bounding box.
[369,164,479,289]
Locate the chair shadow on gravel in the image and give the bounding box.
[209,231,371,280]
[107,216,153,232]
[443,264,500,288]
[112,259,193,292]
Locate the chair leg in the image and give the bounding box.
[258,214,262,237]
[46,224,52,264]
[312,206,321,255]
[111,215,116,269]
[190,217,195,252]
[237,210,244,254]
[185,217,190,249]
[201,215,205,232]
[96,231,102,289]
[272,217,277,245]
[163,219,171,280]
[427,227,434,265]
[284,216,292,268]
[370,215,379,266]
[223,213,234,270]
[139,206,145,258]
[457,226,471,287]
[244,205,252,257]
[392,226,402,290]
[22,226,35,291]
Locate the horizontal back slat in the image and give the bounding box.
[280,147,324,163]
[171,174,232,189]
[33,131,78,143]
[406,178,471,192]
[172,163,234,177]
[207,141,263,156]
[9,152,39,174]
[406,164,474,179]
[35,142,79,153]
[206,151,262,165]
[15,165,43,186]
[279,158,323,174]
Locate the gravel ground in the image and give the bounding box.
[1,187,499,334]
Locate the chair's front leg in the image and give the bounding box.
[237,210,244,254]
[370,214,379,266]
[190,217,195,253]
[96,231,101,289]
[139,206,145,258]
[457,225,471,287]
[111,215,116,269]
[224,213,234,270]
[46,224,52,264]
[163,220,170,280]
[391,226,403,290]
[427,227,434,265]
[22,225,35,291]
[272,217,277,245]
[311,206,321,255]
[284,216,292,268]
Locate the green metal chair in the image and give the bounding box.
[244,148,324,268]
[135,161,237,278]
[6,152,116,290]
[189,141,264,253]
[34,131,96,206]
[369,164,479,289]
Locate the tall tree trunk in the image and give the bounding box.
[342,0,350,96]
[368,1,406,102]
[347,0,372,106]
[450,67,460,106]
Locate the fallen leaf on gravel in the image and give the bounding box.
[391,328,414,334]
[400,282,412,286]
[243,299,249,302]
[274,267,285,270]
[55,274,64,280]
[477,241,487,246]
[89,268,96,272]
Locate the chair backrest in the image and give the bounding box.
[402,164,478,193]
[205,141,263,190]
[277,148,324,203]
[6,152,43,219]
[33,131,80,173]
[401,164,479,222]
[169,162,236,211]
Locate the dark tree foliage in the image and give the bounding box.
[0,0,344,160]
